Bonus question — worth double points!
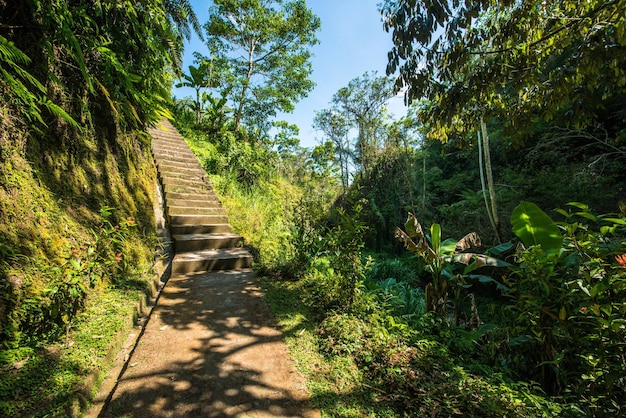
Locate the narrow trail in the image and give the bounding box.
[101,269,317,417]
[90,120,318,417]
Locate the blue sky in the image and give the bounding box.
[174,0,407,148]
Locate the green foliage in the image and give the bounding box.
[0,0,201,132]
[201,0,320,133]
[7,207,139,346]
[0,286,150,417]
[315,72,397,179]
[366,278,425,323]
[503,202,626,412]
[365,258,416,284]
[395,212,508,320]
[297,200,369,314]
[382,0,626,142]
[511,201,563,254]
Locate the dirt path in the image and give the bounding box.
[95,269,318,417]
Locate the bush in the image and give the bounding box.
[365,258,416,284]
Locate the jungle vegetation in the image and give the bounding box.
[1,0,625,416]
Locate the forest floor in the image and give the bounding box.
[86,269,318,418]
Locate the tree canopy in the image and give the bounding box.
[201,0,320,134]
[381,0,626,142]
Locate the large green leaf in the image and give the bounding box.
[511,201,563,254]
[430,223,442,255]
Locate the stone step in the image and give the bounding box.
[163,184,212,194]
[152,140,194,149]
[153,145,196,154]
[169,214,229,226]
[165,191,219,201]
[165,194,220,204]
[160,175,211,186]
[153,145,194,154]
[158,168,207,180]
[154,154,199,164]
[151,134,186,142]
[160,179,213,192]
[167,206,226,216]
[170,224,233,235]
[157,160,204,171]
[173,233,243,252]
[172,248,252,274]
[157,162,208,177]
[166,198,222,208]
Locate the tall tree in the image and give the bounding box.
[331,72,395,171]
[381,0,626,142]
[313,108,351,190]
[202,0,320,134]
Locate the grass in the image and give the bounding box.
[259,275,398,417]
[0,284,153,417]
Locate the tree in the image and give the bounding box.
[176,64,215,123]
[202,0,320,134]
[313,108,352,190]
[381,0,626,142]
[331,72,395,171]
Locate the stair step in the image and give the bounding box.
[167,206,226,216]
[163,184,212,194]
[169,214,229,225]
[152,147,196,157]
[165,191,219,201]
[167,198,222,208]
[155,155,199,164]
[161,175,211,185]
[173,233,243,252]
[152,146,197,156]
[157,160,203,170]
[170,224,233,235]
[158,167,208,176]
[172,248,252,274]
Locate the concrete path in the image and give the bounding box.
[99,269,318,417]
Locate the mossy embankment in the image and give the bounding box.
[0,118,161,417]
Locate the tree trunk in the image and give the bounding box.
[234,39,256,132]
[478,117,502,243]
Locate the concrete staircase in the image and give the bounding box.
[148,119,252,275]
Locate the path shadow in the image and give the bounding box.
[101,269,316,417]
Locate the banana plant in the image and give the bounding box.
[396,212,512,320]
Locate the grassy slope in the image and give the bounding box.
[0,118,160,416]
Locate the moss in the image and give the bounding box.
[0,116,159,415]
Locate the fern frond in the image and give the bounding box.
[95,78,118,115]
[0,35,31,65]
[39,98,80,128]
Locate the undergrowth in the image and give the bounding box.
[0,286,148,417]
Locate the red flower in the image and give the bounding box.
[580,306,588,313]
[115,253,122,264]
[616,254,626,267]
[114,225,120,230]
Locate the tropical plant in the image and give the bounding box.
[505,201,626,412]
[396,213,511,322]
[176,64,215,123]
